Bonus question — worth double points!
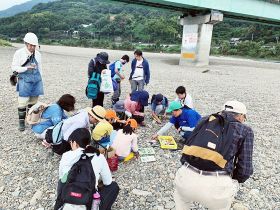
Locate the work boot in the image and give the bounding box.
[18,107,26,131]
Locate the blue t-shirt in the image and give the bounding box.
[151,97,168,112]
[170,108,201,128]
[113,60,123,80]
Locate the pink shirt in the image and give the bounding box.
[124,96,144,116]
[112,129,138,157]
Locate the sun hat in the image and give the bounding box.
[86,106,106,121]
[96,52,110,64]
[125,119,138,128]
[166,101,183,113]
[223,100,247,115]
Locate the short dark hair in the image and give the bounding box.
[57,94,76,112]
[176,86,186,94]
[121,55,129,62]
[134,49,143,57]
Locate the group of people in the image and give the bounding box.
[11,32,254,210]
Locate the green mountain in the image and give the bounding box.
[0,0,279,59]
[0,0,56,18]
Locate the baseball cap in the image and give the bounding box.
[166,101,182,113]
[223,100,247,115]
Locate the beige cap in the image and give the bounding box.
[223,100,247,115]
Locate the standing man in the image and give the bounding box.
[11,32,44,131]
[110,55,130,105]
[129,50,150,92]
[174,101,254,210]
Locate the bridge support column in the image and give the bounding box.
[179,11,223,66]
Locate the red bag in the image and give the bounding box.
[107,155,118,172]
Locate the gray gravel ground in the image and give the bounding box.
[0,44,279,210]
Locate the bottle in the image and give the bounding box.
[91,192,101,210]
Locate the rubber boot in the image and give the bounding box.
[18,107,26,131]
[27,104,33,114]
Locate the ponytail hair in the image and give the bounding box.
[84,145,100,156]
[123,123,134,135]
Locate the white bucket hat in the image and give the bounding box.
[23,32,39,46]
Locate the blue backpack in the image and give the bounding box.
[86,60,101,99]
[109,61,116,78]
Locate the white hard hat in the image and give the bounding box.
[223,100,247,115]
[23,32,39,46]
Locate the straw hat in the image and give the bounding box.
[86,106,106,121]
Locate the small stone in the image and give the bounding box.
[12,190,20,197]
[27,177,34,181]
[233,203,249,210]
[30,190,43,205]
[169,173,175,179]
[3,171,10,175]
[36,208,44,210]
[18,201,28,209]
[165,201,175,209]
[0,186,4,193]
[249,189,260,196]
[49,193,56,199]
[132,189,152,196]
[146,196,155,203]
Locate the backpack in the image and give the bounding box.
[58,154,96,210]
[86,60,101,100]
[181,113,236,171]
[26,102,49,125]
[109,61,117,78]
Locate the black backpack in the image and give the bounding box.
[57,154,96,210]
[181,113,236,171]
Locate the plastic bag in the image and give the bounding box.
[100,70,113,94]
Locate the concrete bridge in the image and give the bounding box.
[112,0,280,66]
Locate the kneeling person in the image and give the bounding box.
[112,119,139,160]
[152,101,201,141]
[151,93,168,124]
[43,106,103,155]
[54,128,119,210]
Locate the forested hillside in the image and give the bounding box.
[0,0,279,59]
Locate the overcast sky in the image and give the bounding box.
[0,0,29,11]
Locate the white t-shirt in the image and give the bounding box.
[132,59,144,81]
[175,93,194,109]
[61,110,90,140]
[59,148,112,188]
